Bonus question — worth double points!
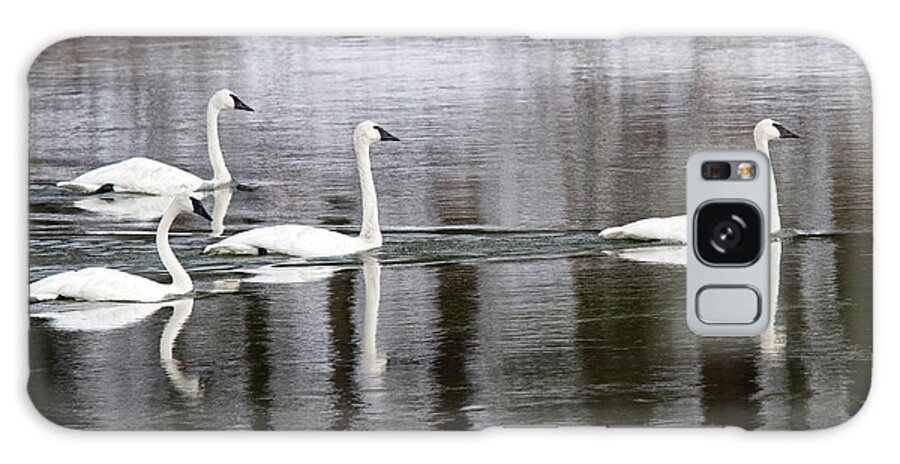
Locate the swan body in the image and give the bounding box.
[598,216,686,242]
[206,224,372,258]
[598,119,798,243]
[58,157,205,195]
[57,89,253,195]
[30,268,183,303]
[204,121,399,258]
[30,196,212,302]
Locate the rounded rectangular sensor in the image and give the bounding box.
[696,285,761,324]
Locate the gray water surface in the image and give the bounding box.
[28,37,871,430]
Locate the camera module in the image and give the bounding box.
[694,202,762,265]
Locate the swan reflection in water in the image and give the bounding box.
[31,298,205,400]
[604,240,785,355]
[605,244,687,267]
[74,194,182,222]
[73,186,234,237]
[360,255,386,380]
[210,253,387,383]
[209,187,233,238]
[205,259,343,294]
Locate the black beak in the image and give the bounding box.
[231,94,254,112]
[190,197,213,221]
[774,123,800,139]
[375,126,399,142]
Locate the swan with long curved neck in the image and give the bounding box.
[598,119,799,242]
[203,121,399,258]
[30,196,212,302]
[57,89,254,195]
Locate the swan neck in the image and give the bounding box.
[755,137,781,234]
[157,207,193,294]
[207,103,232,187]
[355,140,382,245]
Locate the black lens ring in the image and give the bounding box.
[694,201,763,266]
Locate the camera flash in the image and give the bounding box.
[737,162,756,180]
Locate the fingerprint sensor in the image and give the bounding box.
[696,286,761,324]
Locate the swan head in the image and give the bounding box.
[754,119,800,142]
[210,89,254,112]
[170,196,212,221]
[354,121,400,145]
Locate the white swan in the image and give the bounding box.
[30,196,212,302]
[57,89,254,195]
[598,119,799,242]
[204,121,399,258]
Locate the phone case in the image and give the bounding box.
[27,36,872,430]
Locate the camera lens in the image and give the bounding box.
[701,161,732,180]
[710,218,744,251]
[694,202,762,265]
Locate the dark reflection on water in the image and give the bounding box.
[28,37,870,430]
[700,339,764,429]
[431,264,479,430]
[326,269,361,430]
[242,286,274,430]
[571,253,698,427]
